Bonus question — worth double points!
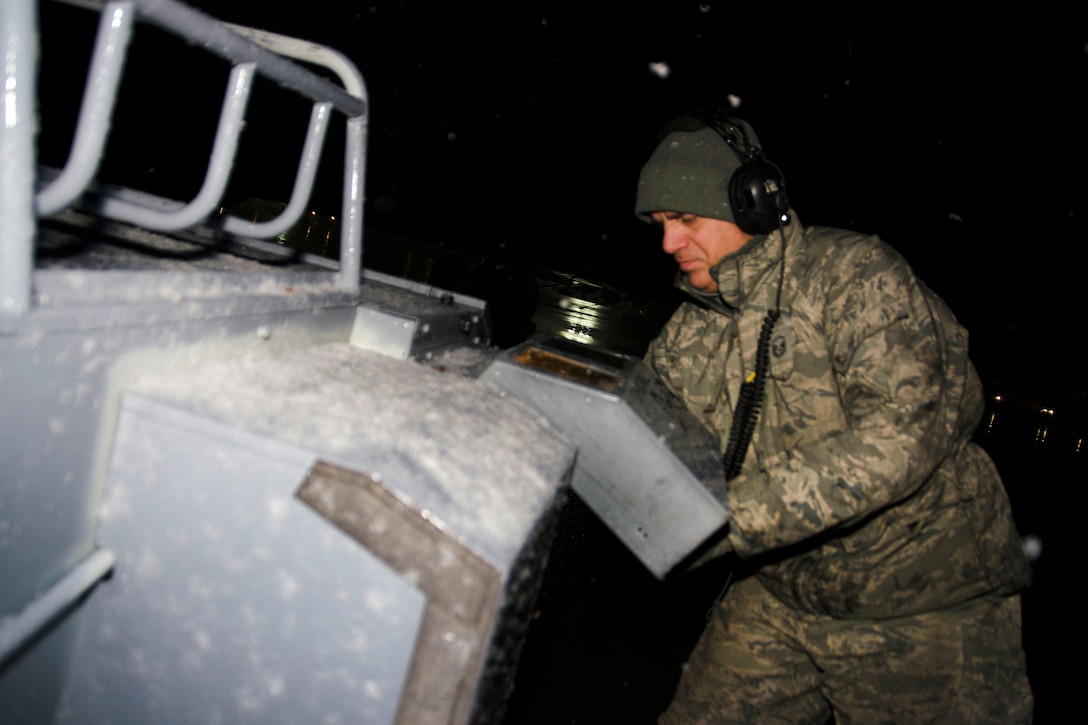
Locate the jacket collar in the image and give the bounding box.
[676,211,804,311]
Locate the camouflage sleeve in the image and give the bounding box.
[726,245,964,558]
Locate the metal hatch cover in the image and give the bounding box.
[479,336,729,579]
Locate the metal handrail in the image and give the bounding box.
[0,548,116,669]
[3,0,370,316]
[0,0,38,316]
[33,1,137,218]
[92,61,258,231]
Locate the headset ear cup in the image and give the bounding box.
[730,158,788,235]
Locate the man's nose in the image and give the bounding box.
[661,225,684,254]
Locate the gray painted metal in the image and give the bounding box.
[0,549,115,671]
[46,342,573,724]
[351,269,490,362]
[61,387,428,725]
[0,254,362,633]
[34,1,136,217]
[479,337,730,579]
[2,2,574,723]
[0,0,38,315]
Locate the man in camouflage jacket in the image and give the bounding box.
[636,114,1033,723]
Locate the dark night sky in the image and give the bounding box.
[38,1,1086,407]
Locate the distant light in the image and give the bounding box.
[993,394,1002,402]
[563,325,594,343]
[648,62,670,79]
[1040,408,1055,415]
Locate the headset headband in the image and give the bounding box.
[690,109,789,234]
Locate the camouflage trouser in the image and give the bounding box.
[659,576,1032,724]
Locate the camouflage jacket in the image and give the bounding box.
[646,214,1031,618]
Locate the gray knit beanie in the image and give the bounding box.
[634,120,758,224]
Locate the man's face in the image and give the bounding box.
[650,212,753,293]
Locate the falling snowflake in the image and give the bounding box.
[1022,534,1043,562]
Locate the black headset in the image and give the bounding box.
[693,110,790,235]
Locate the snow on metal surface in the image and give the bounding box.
[122,341,575,568]
[67,408,424,725]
